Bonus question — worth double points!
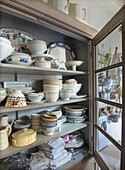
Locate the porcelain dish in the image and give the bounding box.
[0,28,36,53]
[66,60,83,71]
[6,52,32,66]
[31,54,54,61]
[28,92,44,102]
[63,83,82,96]
[47,42,75,63]
[0,37,14,61]
[12,128,37,147]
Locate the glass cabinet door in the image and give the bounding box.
[92,5,125,169]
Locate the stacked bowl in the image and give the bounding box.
[64,105,87,123]
[63,79,82,97]
[31,114,41,131]
[43,79,62,102]
[41,114,57,135]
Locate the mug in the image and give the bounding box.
[68,3,86,22]
[0,115,14,127]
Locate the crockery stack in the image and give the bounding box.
[64,105,87,123]
[41,114,57,135]
[43,79,62,102]
[31,114,41,131]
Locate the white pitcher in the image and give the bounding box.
[68,3,86,22]
[47,0,70,13]
[0,126,11,150]
[0,115,14,127]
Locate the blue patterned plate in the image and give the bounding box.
[47,42,76,62]
[0,28,36,53]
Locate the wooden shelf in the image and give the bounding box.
[0,98,88,113]
[0,122,87,159]
[0,63,88,76]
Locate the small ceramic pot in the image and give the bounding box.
[0,37,14,61]
[28,92,44,102]
[49,109,62,119]
[5,89,27,107]
[12,128,37,147]
[27,40,47,54]
[0,88,7,103]
[14,120,31,131]
[42,125,56,136]
[35,61,51,69]
[60,90,72,101]
[6,52,32,66]
[45,93,59,102]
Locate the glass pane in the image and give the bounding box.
[97,66,122,104]
[96,101,122,144]
[96,129,121,170]
[96,25,122,69]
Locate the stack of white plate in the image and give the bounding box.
[64,105,87,123]
[43,79,62,102]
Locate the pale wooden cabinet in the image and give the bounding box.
[0,1,125,169]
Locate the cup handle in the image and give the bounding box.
[6,125,11,136]
[8,116,14,126]
[82,8,86,20]
[65,0,70,9]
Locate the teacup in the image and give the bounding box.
[28,92,44,102]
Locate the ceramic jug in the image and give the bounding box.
[0,115,14,127]
[0,126,11,150]
[68,3,86,22]
[47,0,70,13]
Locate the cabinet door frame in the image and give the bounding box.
[92,5,125,170]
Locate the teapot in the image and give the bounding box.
[0,126,11,150]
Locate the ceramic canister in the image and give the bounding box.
[0,115,14,128]
[0,126,11,150]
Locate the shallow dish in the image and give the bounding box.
[71,95,87,99]
[31,54,54,61]
[66,60,83,71]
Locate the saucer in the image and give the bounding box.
[71,95,87,99]
[27,100,47,105]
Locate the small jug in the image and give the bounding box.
[0,115,14,127]
[68,3,86,22]
[0,126,11,150]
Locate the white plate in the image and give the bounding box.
[47,42,75,63]
[27,100,47,105]
[0,28,36,53]
[71,95,87,99]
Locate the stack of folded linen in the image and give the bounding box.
[38,137,72,169]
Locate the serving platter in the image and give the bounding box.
[0,28,36,53]
[71,95,87,99]
[47,42,76,63]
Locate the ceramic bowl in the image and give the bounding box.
[14,120,31,131]
[63,83,82,96]
[42,125,56,136]
[64,105,87,115]
[66,60,83,71]
[0,37,14,61]
[31,114,41,120]
[5,89,27,107]
[49,109,62,119]
[45,93,59,102]
[65,79,77,84]
[44,89,59,94]
[28,92,44,102]
[60,90,72,101]
[43,84,60,90]
[43,79,62,85]
[0,88,7,103]
[35,61,51,69]
[27,40,47,54]
[6,52,32,66]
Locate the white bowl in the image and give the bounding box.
[45,93,59,102]
[43,84,60,91]
[65,79,77,84]
[42,125,56,136]
[43,79,62,85]
[35,61,51,69]
[49,109,62,119]
[0,37,14,61]
[63,83,82,96]
[6,52,32,66]
[44,89,59,93]
[60,90,72,101]
[27,40,47,54]
[66,60,83,71]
